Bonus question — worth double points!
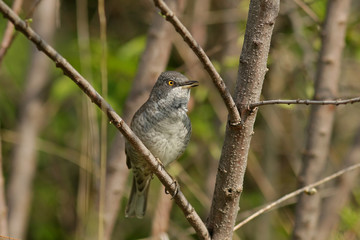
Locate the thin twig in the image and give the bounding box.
[0,2,210,239]
[233,162,360,231]
[293,0,320,23]
[153,0,241,125]
[0,0,41,66]
[0,0,23,64]
[98,0,108,239]
[249,96,360,108]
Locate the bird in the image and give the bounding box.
[125,71,198,218]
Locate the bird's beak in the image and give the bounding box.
[180,80,199,89]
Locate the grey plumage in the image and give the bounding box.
[125,71,198,218]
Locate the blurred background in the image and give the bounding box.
[0,0,360,239]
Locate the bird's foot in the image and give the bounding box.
[155,157,165,171]
[165,179,180,199]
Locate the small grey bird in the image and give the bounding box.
[125,71,198,218]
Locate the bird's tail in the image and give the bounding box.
[125,176,151,218]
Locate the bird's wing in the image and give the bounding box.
[125,148,132,169]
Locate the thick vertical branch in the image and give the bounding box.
[6,0,56,238]
[292,0,352,239]
[207,0,280,239]
[317,127,360,240]
[103,1,179,238]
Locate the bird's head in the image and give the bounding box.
[149,71,198,109]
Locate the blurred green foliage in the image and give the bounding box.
[0,0,360,239]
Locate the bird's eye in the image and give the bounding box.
[168,80,174,86]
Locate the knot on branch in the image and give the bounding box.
[229,119,242,128]
[224,187,242,198]
[304,187,317,195]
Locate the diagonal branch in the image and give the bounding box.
[249,96,360,108]
[233,162,360,231]
[0,1,210,239]
[293,0,320,23]
[153,0,241,125]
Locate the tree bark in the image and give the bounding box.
[103,0,179,238]
[6,0,56,238]
[206,0,280,239]
[292,0,352,239]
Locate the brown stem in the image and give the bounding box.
[316,127,360,240]
[292,0,352,239]
[207,0,280,239]
[249,97,360,108]
[0,0,23,65]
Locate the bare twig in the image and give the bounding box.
[293,0,319,23]
[0,0,41,66]
[0,0,23,64]
[152,0,241,125]
[233,162,360,231]
[249,96,360,108]
[98,0,108,239]
[1,129,92,173]
[317,127,360,240]
[0,1,209,239]
[104,1,180,238]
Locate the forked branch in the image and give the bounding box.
[153,0,241,125]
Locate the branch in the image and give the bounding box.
[0,1,210,239]
[207,0,280,239]
[293,0,320,23]
[249,96,360,108]
[292,0,352,238]
[152,0,241,125]
[317,127,360,240]
[0,0,23,65]
[0,0,41,66]
[233,162,360,231]
[105,1,181,238]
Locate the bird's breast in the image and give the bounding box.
[133,107,191,166]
